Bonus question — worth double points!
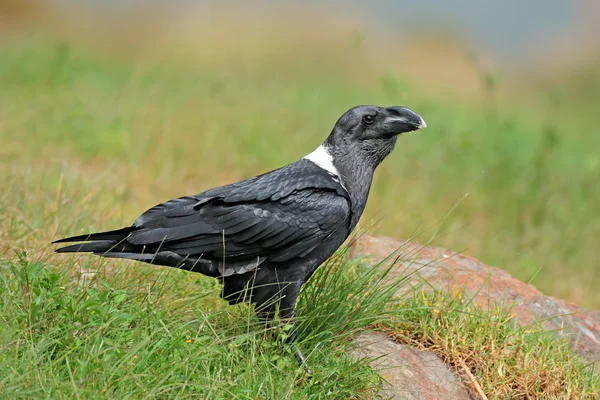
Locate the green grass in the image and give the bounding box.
[0,36,599,398]
[1,249,597,399]
[0,252,389,399]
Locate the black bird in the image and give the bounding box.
[54,105,426,363]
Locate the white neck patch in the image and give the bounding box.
[304,145,340,176]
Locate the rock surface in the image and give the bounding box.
[352,332,473,400]
[348,235,600,364]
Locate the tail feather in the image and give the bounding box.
[54,239,137,254]
[52,227,134,244]
[53,226,223,278]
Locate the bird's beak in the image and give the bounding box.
[383,106,427,135]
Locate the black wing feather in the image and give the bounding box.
[55,159,351,277]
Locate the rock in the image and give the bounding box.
[352,332,473,400]
[348,235,600,364]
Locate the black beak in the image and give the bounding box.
[383,106,426,135]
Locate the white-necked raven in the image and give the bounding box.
[54,105,426,363]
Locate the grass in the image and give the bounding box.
[0,32,598,398]
[385,293,599,399]
[0,252,390,399]
[1,248,597,398]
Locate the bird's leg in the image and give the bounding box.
[256,286,312,377]
[280,310,312,377]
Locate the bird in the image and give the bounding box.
[53,105,426,366]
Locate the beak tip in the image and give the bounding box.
[419,119,427,129]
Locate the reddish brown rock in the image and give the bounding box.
[348,235,600,364]
[352,332,473,400]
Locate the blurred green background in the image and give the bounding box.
[1,0,598,307]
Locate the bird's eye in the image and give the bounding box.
[362,115,375,125]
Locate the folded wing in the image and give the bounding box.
[55,160,351,278]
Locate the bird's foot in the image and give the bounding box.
[295,348,312,374]
[294,348,312,385]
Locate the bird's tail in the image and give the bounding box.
[53,227,135,254]
[53,226,218,276]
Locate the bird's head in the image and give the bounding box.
[325,105,426,169]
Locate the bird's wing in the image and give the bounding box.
[126,159,351,264]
